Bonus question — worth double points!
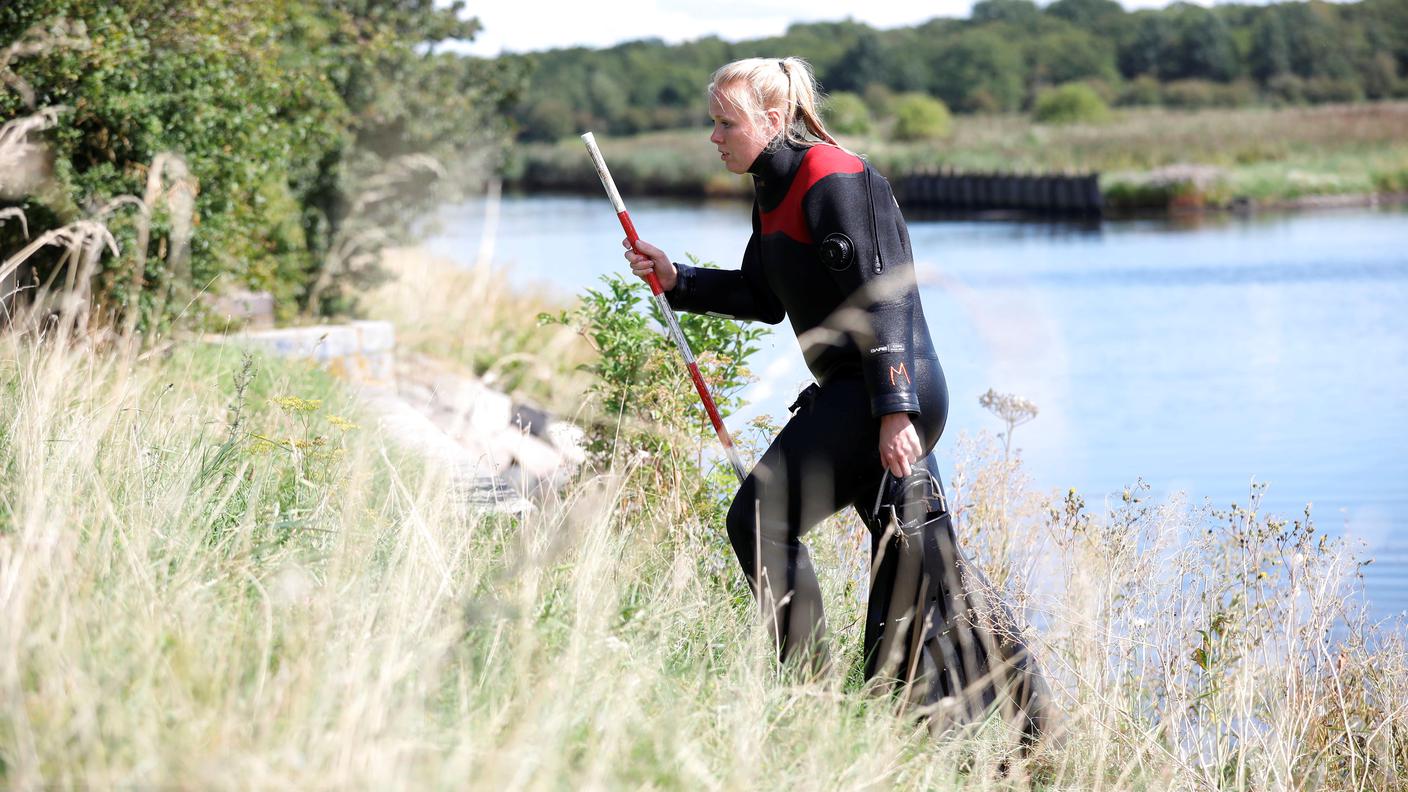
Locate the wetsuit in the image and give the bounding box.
[666,137,1046,739]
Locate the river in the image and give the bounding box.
[425,194,1408,621]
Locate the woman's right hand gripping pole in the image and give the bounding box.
[623,237,678,291]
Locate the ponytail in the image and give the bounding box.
[708,57,847,152]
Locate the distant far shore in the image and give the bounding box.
[504,101,1408,213]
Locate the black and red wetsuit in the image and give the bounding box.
[665,137,1047,740]
[667,138,947,426]
[665,136,950,662]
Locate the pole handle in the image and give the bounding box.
[582,132,664,296]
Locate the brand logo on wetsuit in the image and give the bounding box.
[889,363,911,386]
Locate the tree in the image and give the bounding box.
[1046,0,1128,39]
[0,0,520,324]
[1029,29,1120,86]
[929,29,1026,112]
[971,0,1043,28]
[1119,11,1173,78]
[828,30,894,93]
[1170,5,1240,82]
[1250,10,1292,82]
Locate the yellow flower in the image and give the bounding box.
[328,414,360,431]
[273,395,322,413]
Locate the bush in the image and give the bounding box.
[1301,77,1365,104]
[821,91,872,135]
[540,267,767,507]
[1118,75,1163,107]
[862,82,897,118]
[1159,79,1254,109]
[890,93,953,142]
[1266,74,1305,105]
[1033,82,1111,124]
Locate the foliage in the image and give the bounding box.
[891,93,953,142]
[820,91,872,135]
[0,0,523,328]
[1033,82,1111,124]
[499,0,1406,143]
[512,102,1408,208]
[3,332,1405,786]
[540,265,767,518]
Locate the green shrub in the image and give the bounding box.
[1301,77,1364,104]
[540,266,767,511]
[1118,75,1163,107]
[862,82,897,118]
[1158,79,1254,109]
[1371,164,1408,194]
[890,93,953,142]
[822,91,872,135]
[1034,83,1111,124]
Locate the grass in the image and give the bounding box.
[362,247,595,416]
[511,101,1408,210]
[1,261,1406,787]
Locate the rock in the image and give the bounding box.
[215,320,396,384]
[490,427,564,480]
[207,289,275,330]
[546,422,587,465]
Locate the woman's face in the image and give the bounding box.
[708,84,783,175]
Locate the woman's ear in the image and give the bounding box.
[764,106,786,137]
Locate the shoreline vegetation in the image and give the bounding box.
[5,1,1408,786]
[3,251,1406,787]
[505,101,1408,212]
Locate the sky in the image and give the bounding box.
[447,0,1203,58]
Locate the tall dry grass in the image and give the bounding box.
[363,246,594,414]
[2,262,1405,787]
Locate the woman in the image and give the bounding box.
[623,57,1046,738]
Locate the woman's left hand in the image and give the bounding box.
[879,412,923,479]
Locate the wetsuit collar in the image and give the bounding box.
[747,134,810,205]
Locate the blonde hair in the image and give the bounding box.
[707,57,841,151]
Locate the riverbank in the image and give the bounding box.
[3,248,1404,786]
[507,101,1408,212]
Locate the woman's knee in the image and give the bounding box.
[725,479,760,565]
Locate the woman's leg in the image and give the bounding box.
[725,379,885,668]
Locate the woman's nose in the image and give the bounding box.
[709,127,723,145]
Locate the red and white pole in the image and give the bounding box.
[581,132,748,484]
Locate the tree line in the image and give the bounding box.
[502,0,1408,141]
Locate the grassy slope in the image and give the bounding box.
[512,102,1408,208]
[1,259,1405,787]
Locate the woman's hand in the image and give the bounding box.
[622,237,678,291]
[879,412,923,479]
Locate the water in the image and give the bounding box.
[425,195,1408,620]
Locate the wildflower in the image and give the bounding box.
[273,395,322,413]
[328,414,360,431]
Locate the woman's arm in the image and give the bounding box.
[803,166,923,419]
[623,206,784,324]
